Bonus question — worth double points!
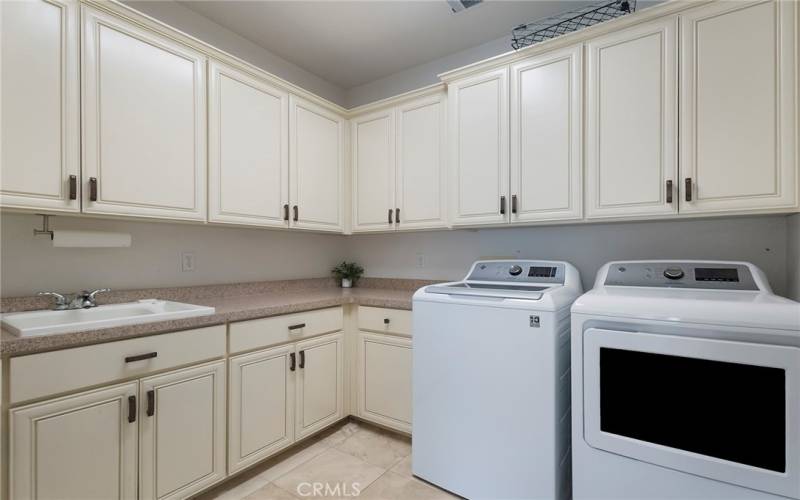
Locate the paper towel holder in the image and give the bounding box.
[33,214,54,240]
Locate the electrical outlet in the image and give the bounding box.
[416,252,425,268]
[181,252,195,272]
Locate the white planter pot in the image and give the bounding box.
[341,278,352,288]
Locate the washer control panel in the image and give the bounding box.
[603,262,758,290]
[466,260,565,284]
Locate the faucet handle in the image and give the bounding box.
[37,291,69,309]
[82,288,111,307]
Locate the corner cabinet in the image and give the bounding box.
[585,16,678,219]
[208,60,289,228]
[1,0,80,213]
[448,68,510,226]
[351,91,448,232]
[81,6,207,221]
[289,96,345,232]
[679,0,797,214]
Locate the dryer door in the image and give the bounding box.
[583,328,800,499]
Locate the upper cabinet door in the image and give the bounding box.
[396,92,448,230]
[680,0,797,214]
[510,45,583,223]
[448,68,510,226]
[1,0,80,212]
[351,109,395,232]
[586,17,678,219]
[209,61,289,227]
[82,7,207,221]
[139,361,226,500]
[289,96,345,232]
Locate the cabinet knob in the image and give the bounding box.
[384,318,390,324]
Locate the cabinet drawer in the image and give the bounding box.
[229,307,343,354]
[9,325,225,404]
[358,306,412,336]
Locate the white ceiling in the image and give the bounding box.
[179,0,598,89]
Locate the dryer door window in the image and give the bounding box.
[583,328,800,499]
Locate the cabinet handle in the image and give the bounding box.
[511,195,518,214]
[125,352,157,363]
[290,352,296,371]
[666,180,673,203]
[288,323,306,331]
[128,395,136,423]
[68,175,77,200]
[146,389,155,417]
[299,350,305,369]
[283,204,289,221]
[684,178,692,202]
[293,205,299,222]
[384,318,390,324]
[388,208,393,224]
[89,177,98,202]
[395,208,400,225]
[500,196,506,215]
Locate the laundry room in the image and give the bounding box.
[1,0,799,499]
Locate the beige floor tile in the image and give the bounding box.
[319,420,361,448]
[273,448,385,498]
[243,483,297,500]
[335,425,411,469]
[389,454,412,478]
[358,471,457,500]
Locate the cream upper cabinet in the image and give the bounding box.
[449,68,510,226]
[357,332,412,433]
[586,17,678,219]
[510,45,583,223]
[289,95,345,232]
[209,61,289,227]
[10,382,138,500]
[680,0,797,214]
[229,345,295,474]
[295,332,344,439]
[139,361,226,500]
[1,0,80,212]
[396,92,448,230]
[81,6,207,221]
[352,109,395,232]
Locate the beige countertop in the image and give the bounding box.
[1,278,429,357]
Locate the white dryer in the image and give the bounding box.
[413,260,582,500]
[571,260,800,499]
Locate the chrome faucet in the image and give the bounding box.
[37,288,111,310]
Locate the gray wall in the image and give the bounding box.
[122,0,347,106]
[0,214,347,297]
[346,215,791,296]
[788,213,800,300]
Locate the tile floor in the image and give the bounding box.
[195,419,459,500]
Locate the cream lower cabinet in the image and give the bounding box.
[295,332,345,439]
[680,0,797,214]
[10,382,139,499]
[0,0,80,212]
[139,361,227,500]
[357,332,412,433]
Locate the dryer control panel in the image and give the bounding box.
[603,262,759,290]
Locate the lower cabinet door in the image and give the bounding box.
[296,332,344,439]
[139,361,226,500]
[229,345,295,474]
[358,332,412,433]
[9,382,139,499]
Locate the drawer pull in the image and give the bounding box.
[395,208,400,225]
[511,195,518,214]
[128,395,136,423]
[288,323,306,331]
[125,352,157,363]
[685,178,692,202]
[500,195,506,215]
[293,205,299,222]
[283,204,289,221]
[89,177,98,202]
[290,352,296,371]
[69,175,77,200]
[299,350,305,369]
[146,389,155,417]
[384,318,390,324]
[388,208,393,224]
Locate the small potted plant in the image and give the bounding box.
[331,261,364,288]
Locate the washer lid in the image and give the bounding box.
[425,282,548,300]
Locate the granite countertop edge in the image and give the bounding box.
[1,287,418,358]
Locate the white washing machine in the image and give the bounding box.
[571,260,800,499]
[413,260,582,500]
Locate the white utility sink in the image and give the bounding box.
[1,300,216,337]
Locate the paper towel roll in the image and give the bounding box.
[51,230,132,248]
